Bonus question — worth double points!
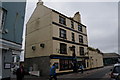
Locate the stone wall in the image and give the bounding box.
[25,56,50,76]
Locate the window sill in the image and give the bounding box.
[59,23,66,26]
[59,37,67,40]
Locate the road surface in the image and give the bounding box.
[11,65,113,80]
[58,66,113,80]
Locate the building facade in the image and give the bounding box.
[88,47,104,69]
[0,2,26,79]
[103,53,120,66]
[25,2,89,76]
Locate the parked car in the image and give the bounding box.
[110,63,120,80]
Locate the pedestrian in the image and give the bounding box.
[16,62,25,80]
[49,63,57,80]
[80,64,84,73]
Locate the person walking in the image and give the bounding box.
[49,63,57,80]
[16,62,25,80]
[80,64,84,73]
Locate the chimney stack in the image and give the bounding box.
[37,0,44,6]
[73,12,81,23]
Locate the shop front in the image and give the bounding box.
[50,55,75,73]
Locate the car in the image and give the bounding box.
[110,63,120,80]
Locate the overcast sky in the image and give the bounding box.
[23,0,118,54]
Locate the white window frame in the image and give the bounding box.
[0,8,3,30]
[0,8,7,32]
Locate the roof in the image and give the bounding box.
[88,47,103,55]
[88,47,96,51]
[103,53,120,58]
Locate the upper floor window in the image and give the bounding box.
[59,28,66,39]
[59,15,66,25]
[60,43,67,54]
[79,35,83,43]
[80,47,84,55]
[71,32,75,42]
[72,46,75,57]
[0,8,7,30]
[78,24,82,32]
[71,20,74,29]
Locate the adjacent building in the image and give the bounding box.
[0,2,26,79]
[88,47,104,69]
[103,53,120,66]
[25,1,89,76]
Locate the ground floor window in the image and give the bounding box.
[59,59,73,70]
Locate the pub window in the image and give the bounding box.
[78,24,82,32]
[80,47,84,55]
[59,15,66,25]
[71,20,74,29]
[60,59,73,70]
[60,43,67,54]
[71,32,75,41]
[0,8,7,30]
[59,28,66,39]
[79,35,83,43]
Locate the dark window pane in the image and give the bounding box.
[72,33,75,41]
[59,16,66,25]
[71,20,74,29]
[60,43,67,54]
[78,24,82,32]
[80,47,84,55]
[79,35,83,43]
[60,29,66,39]
[60,59,73,70]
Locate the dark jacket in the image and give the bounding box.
[50,66,56,76]
[16,67,25,80]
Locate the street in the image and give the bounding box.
[57,66,113,80]
[11,65,113,80]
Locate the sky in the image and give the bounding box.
[22,0,119,56]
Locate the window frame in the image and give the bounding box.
[71,20,74,29]
[78,24,82,32]
[59,28,67,39]
[59,59,73,70]
[59,15,66,25]
[0,8,7,31]
[71,32,75,42]
[79,35,83,43]
[79,47,84,55]
[60,43,67,54]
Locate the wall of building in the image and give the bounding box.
[52,40,88,57]
[52,12,88,45]
[2,2,26,44]
[25,2,89,75]
[52,11,88,57]
[52,12,87,36]
[0,2,26,79]
[25,3,53,58]
[2,49,12,79]
[88,50,103,68]
[25,56,50,76]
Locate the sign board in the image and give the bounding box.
[29,71,40,77]
[4,63,11,69]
